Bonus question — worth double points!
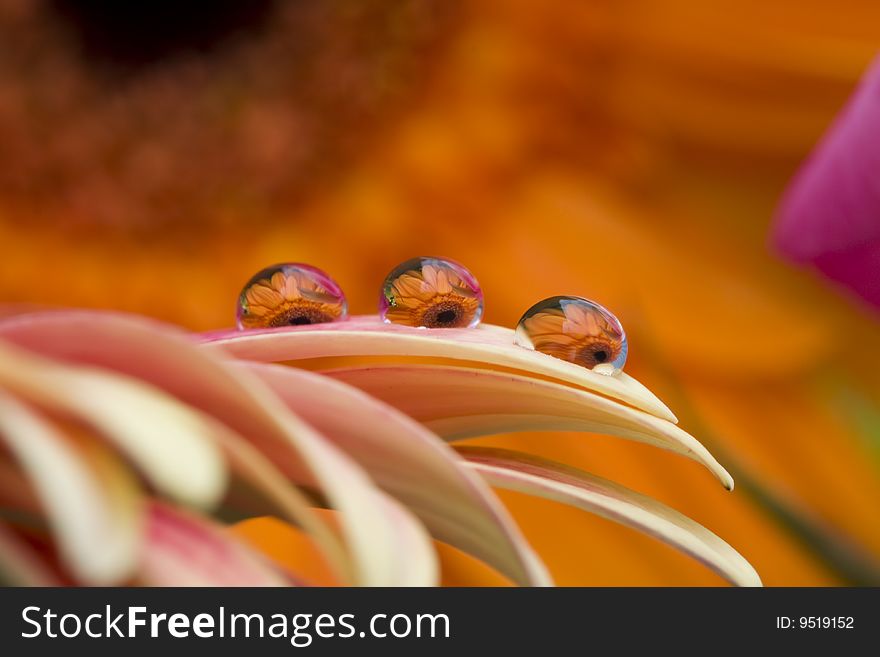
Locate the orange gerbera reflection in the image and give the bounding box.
[515,296,627,371]
[237,264,348,330]
[381,257,484,328]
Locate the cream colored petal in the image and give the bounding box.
[244,361,551,586]
[323,364,732,489]
[0,392,143,584]
[200,315,677,422]
[0,311,436,586]
[459,446,761,587]
[0,342,228,509]
[207,418,352,584]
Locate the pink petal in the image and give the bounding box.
[140,501,289,586]
[0,389,143,584]
[773,55,880,307]
[201,315,678,423]
[0,311,437,585]
[812,239,880,309]
[0,340,227,510]
[243,361,551,586]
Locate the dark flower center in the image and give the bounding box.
[49,0,274,68]
[421,300,470,328]
[577,342,617,368]
[268,305,335,327]
[437,309,458,324]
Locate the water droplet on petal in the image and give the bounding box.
[515,296,628,372]
[236,263,347,330]
[380,257,484,328]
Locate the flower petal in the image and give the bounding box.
[459,446,761,587]
[0,341,227,509]
[367,491,439,587]
[284,425,439,586]
[207,420,351,583]
[139,501,290,586]
[774,55,880,260]
[810,241,880,309]
[243,361,552,586]
[0,311,436,585]
[0,391,143,584]
[200,316,678,423]
[773,55,880,308]
[324,364,733,489]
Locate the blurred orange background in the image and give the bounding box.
[1,0,879,585]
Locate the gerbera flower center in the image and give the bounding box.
[380,258,485,328]
[417,296,476,328]
[50,0,273,68]
[265,302,337,328]
[237,264,347,330]
[576,340,619,368]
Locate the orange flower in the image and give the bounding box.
[238,264,347,330]
[382,258,483,328]
[516,297,627,370]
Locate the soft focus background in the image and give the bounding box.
[1,0,878,585]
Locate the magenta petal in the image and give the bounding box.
[812,239,880,309]
[773,55,880,306]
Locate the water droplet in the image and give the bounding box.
[236,263,347,330]
[515,296,627,372]
[380,257,483,328]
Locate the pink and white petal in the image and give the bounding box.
[0,523,64,586]
[0,341,227,509]
[199,316,677,423]
[0,311,435,586]
[209,420,351,583]
[367,492,439,587]
[324,364,732,489]
[243,361,551,586]
[0,392,143,585]
[288,426,439,586]
[459,446,761,587]
[139,501,290,586]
